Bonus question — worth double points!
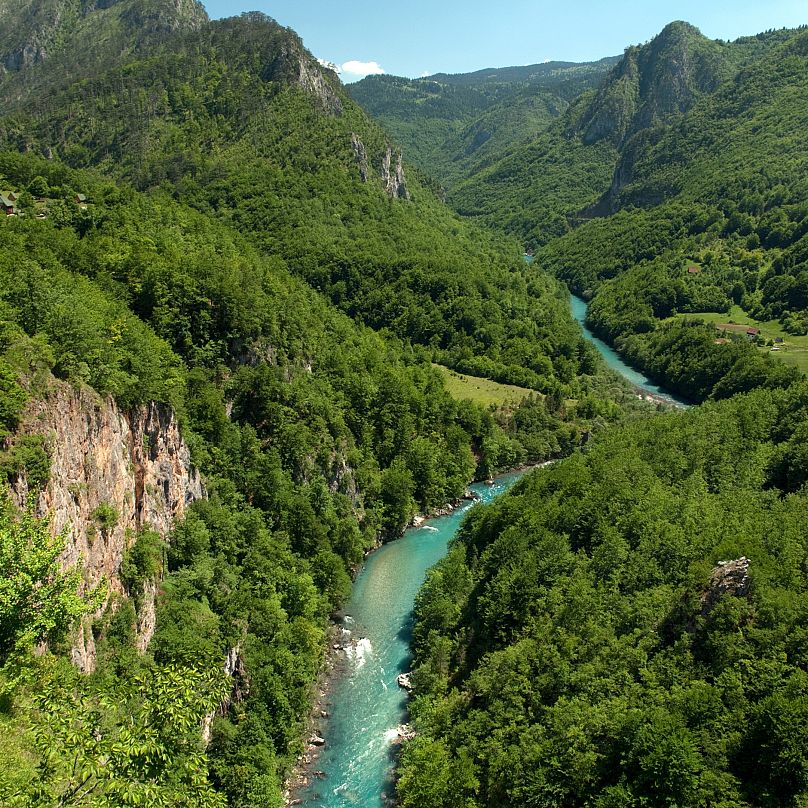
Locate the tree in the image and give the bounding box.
[0,494,93,666]
[11,662,231,807]
[379,459,416,536]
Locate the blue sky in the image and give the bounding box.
[202,1,807,81]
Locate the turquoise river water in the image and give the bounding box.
[569,293,691,408]
[297,471,526,806]
[297,282,688,806]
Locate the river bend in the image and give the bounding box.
[297,471,526,806]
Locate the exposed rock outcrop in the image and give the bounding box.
[381,147,410,200]
[351,133,370,183]
[135,579,158,653]
[578,22,724,151]
[11,380,203,671]
[575,22,733,215]
[701,557,751,612]
[202,644,250,744]
[297,54,343,115]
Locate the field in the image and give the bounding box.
[433,365,536,407]
[676,306,808,374]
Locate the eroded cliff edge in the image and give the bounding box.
[11,379,202,671]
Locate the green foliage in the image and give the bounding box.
[0,358,25,441]
[0,435,50,491]
[120,530,163,594]
[6,659,230,807]
[524,28,808,390]
[399,385,808,806]
[91,503,119,534]
[0,7,601,397]
[0,494,91,664]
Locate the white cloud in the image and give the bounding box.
[420,70,430,78]
[340,60,386,79]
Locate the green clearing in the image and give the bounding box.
[433,364,536,407]
[676,306,808,374]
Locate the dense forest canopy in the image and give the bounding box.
[399,385,808,807]
[0,2,807,806]
[0,2,635,805]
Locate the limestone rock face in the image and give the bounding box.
[579,53,640,147]
[701,557,751,612]
[202,645,249,744]
[578,22,723,150]
[351,133,370,183]
[12,380,203,669]
[296,54,343,115]
[381,147,410,200]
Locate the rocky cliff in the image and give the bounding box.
[382,146,410,199]
[577,22,726,149]
[0,0,208,76]
[12,379,203,670]
[575,21,732,213]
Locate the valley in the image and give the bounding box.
[0,2,806,807]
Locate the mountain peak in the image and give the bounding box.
[655,20,705,40]
[576,19,725,147]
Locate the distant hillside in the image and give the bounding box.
[427,57,619,90]
[449,21,787,248]
[348,57,617,188]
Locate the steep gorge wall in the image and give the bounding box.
[12,380,203,670]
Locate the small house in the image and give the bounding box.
[75,193,88,205]
[775,337,784,344]
[746,327,760,340]
[0,193,16,215]
[687,265,701,275]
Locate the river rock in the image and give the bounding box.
[392,723,416,744]
[397,672,414,692]
[309,735,326,747]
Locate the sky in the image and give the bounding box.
[201,1,807,81]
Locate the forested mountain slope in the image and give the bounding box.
[0,4,606,395]
[535,26,808,397]
[450,22,800,248]
[365,19,808,401]
[400,383,808,807]
[348,57,617,190]
[0,2,630,806]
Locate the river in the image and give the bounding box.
[296,470,527,806]
[295,281,686,806]
[569,293,691,408]
[522,254,688,407]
